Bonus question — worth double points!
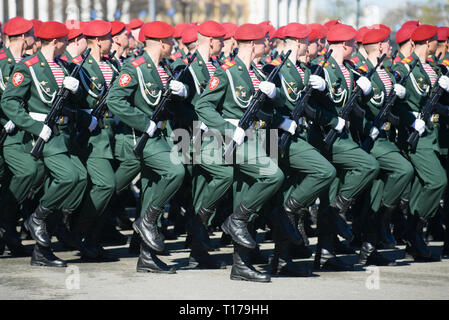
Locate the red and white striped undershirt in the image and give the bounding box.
[377,68,392,96]
[248,68,261,92]
[338,64,352,89]
[296,65,305,83]
[14,57,22,63]
[205,61,216,79]
[156,66,170,88]
[98,61,113,86]
[48,61,65,88]
[421,63,438,87]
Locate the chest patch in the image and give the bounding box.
[12,72,24,86]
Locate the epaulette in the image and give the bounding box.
[24,55,39,67]
[400,56,413,65]
[350,56,361,65]
[426,56,435,64]
[269,57,282,66]
[221,60,236,70]
[318,48,327,56]
[317,57,330,67]
[182,56,197,65]
[59,55,69,62]
[170,51,182,61]
[264,56,272,64]
[441,58,449,67]
[131,56,146,68]
[72,55,83,64]
[393,56,402,64]
[357,64,369,73]
[0,50,7,60]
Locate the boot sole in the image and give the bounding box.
[30,260,67,268]
[132,223,164,253]
[230,274,271,283]
[221,222,256,249]
[136,267,176,274]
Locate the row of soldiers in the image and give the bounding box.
[0,16,448,283]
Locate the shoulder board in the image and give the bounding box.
[170,51,182,61]
[59,55,69,62]
[221,60,236,70]
[357,64,369,73]
[400,56,413,65]
[441,58,449,67]
[318,59,330,67]
[264,56,272,64]
[350,56,361,65]
[0,50,7,60]
[269,57,282,67]
[24,55,39,67]
[182,56,197,65]
[426,56,434,64]
[131,56,146,68]
[72,55,83,64]
[318,48,327,56]
[393,56,402,64]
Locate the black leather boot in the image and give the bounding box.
[377,205,397,249]
[314,213,354,271]
[247,221,267,264]
[392,199,409,245]
[132,205,165,252]
[289,243,313,259]
[136,242,176,274]
[333,235,356,254]
[24,205,52,247]
[359,241,397,266]
[297,208,309,246]
[80,232,119,262]
[270,240,312,277]
[129,231,141,255]
[230,242,270,282]
[0,223,31,256]
[405,214,441,262]
[320,194,355,241]
[185,210,213,251]
[54,210,79,250]
[100,213,128,246]
[30,244,66,267]
[426,209,445,242]
[186,230,226,269]
[221,204,257,249]
[273,196,305,245]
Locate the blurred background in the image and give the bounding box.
[1,0,448,30]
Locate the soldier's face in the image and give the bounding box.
[308,39,319,58]
[264,35,270,54]
[428,38,438,55]
[24,29,36,50]
[381,39,392,57]
[99,34,112,54]
[161,37,174,57]
[128,35,137,50]
[131,29,141,44]
[210,37,223,56]
[318,38,326,51]
[77,37,88,54]
[222,38,233,53]
[55,36,68,55]
[253,38,266,58]
[343,39,356,58]
[298,37,309,57]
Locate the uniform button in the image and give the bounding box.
[105,125,109,129]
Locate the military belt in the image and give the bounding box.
[29,112,69,125]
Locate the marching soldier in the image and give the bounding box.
[392,25,448,261]
[306,23,380,271]
[221,23,238,60]
[107,21,186,273]
[1,21,89,267]
[195,23,287,282]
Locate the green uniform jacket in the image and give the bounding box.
[392,52,444,152]
[76,53,121,159]
[1,50,78,156]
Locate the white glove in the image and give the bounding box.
[369,126,380,140]
[279,118,298,135]
[4,120,15,133]
[412,118,426,136]
[199,122,209,132]
[146,120,157,137]
[438,75,449,93]
[63,76,79,94]
[169,80,187,97]
[39,124,52,142]
[334,117,346,133]
[259,81,276,99]
[88,116,98,132]
[309,75,326,91]
[394,83,406,99]
[356,76,372,95]
[232,126,246,146]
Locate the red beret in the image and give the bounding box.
[83,20,111,37]
[31,19,43,35]
[362,28,390,44]
[111,21,126,36]
[174,23,190,38]
[411,24,438,42]
[140,21,174,40]
[356,26,369,43]
[128,18,144,30]
[283,23,311,39]
[402,20,420,28]
[182,24,198,44]
[327,24,356,42]
[437,27,448,41]
[36,21,69,39]
[274,26,286,39]
[324,19,341,31]
[4,17,34,36]
[234,24,266,41]
[198,20,225,38]
[308,23,327,41]
[222,23,238,40]
[395,24,418,44]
